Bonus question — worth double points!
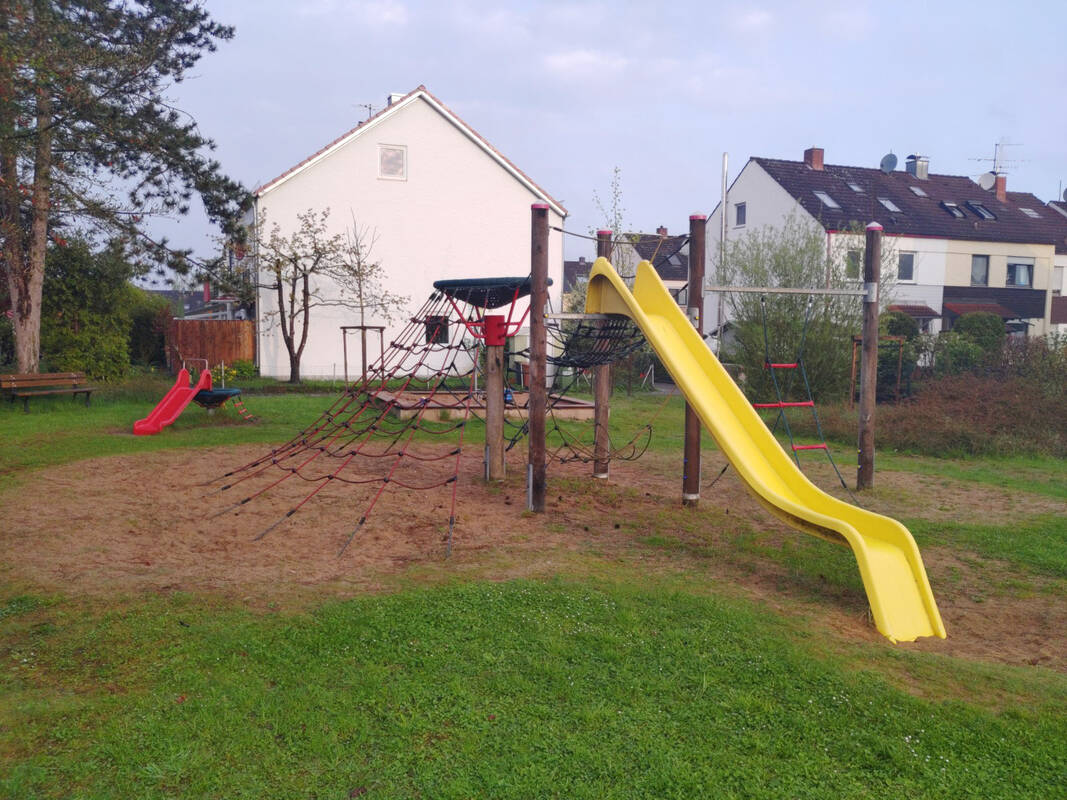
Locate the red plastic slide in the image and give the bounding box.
[133,367,213,435]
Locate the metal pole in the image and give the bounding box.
[528,205,549,512]
[717,152,728,355]
[683,214,707,507]
[592,229,613,479]
[857,222,882,491]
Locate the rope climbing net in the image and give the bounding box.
[206,282,660,556]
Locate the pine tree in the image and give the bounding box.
[0,0,250,372]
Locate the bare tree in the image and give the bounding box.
[255,208,406,383]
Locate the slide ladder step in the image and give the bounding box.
[753,401,815,409]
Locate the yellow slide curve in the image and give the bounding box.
[586,257,946,643]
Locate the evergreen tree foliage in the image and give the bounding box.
[0,0,250,372]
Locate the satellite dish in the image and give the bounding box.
[977,172,996,191]
[879,153,898,174]
[1062,187,1067,202]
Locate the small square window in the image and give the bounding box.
[1006,260,1033,287]
[1019,207,1041,219]
[846,249,862,279]
[908,185,927,197]
[878,197,902,213]
[812,190,840,209]
[379,145,407,180]
[941,201,965,218]
[897,252,915,282]
[970,255,989,286]
[847,182,864,193]
[425,315,449,344]
[967,201,995,220]
[735,202,746,226]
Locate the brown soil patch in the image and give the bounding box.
[2,444,1064,674]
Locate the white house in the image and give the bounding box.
[705,147,1061,339]
[1046,200,1067,333]
[250,85,566,380]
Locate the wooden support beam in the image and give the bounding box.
[528,205,549,511]
[593,229,613,479]
[683,215,706,506]
[857,222,882,491]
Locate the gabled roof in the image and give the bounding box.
[253,85,566,217]
[1046,201,1067,254]
[628,233,689,281]
[753,157,1061,247]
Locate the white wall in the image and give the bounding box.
[254,95,564,379]
[702,160,819,336]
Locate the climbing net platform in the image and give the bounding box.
[207,279,656,555]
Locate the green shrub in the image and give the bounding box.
[953,311,1006,355]
[882,310,919,340]
[127,288,170,366]
[930,331,984,376]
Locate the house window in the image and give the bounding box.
[846,249,862,279]
[941,201,965,218]
[909,185,927,197]
[970,254,989,286]
[878,197,902,213]
[897,252,915,282]
[378,145,407,180]
[1019,207,1041,219]
[1006,259,1033,288]
[967,201,995,220]
[847,182,864,193]
[812,190,840,209]
[735,202,746,226]
[425,315,449,344]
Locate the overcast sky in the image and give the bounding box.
[158,0,1067,263]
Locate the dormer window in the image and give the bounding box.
[878,197,902,213]
[967,201,995,220]
[1019,207,1041,219]
[908,186,927,197]
[941,201,965,218]
[812,190,840,208]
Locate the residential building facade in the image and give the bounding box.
[250,86,566,379]
[705,147,1061,339]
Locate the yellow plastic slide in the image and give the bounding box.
[586,257,946,643]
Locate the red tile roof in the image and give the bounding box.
[888,304,939,318]
[254,85,565,214]
[753,157,1062,248]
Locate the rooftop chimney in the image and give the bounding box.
[804,147,824,171]
[994,174,1007,203]
[386,92,405,106]
[905,154,929,180]
[656,225,668,236]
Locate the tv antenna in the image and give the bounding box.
[970,137,1025,175]
[354,102,377,121]
[879,152,898,174]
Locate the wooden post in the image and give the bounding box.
[484,315,506,481]
[592,229,613,478]
[682,214,706,506]
[857,222,882,491]
[528,205,549,512]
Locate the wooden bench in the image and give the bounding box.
[0,372,96,412]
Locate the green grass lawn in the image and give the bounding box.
[2,380,1065,798]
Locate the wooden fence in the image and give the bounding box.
[165,319,255,373]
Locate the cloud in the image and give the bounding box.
[297,0,409,26]
[734,9,774,31]
[543,49,628,78]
